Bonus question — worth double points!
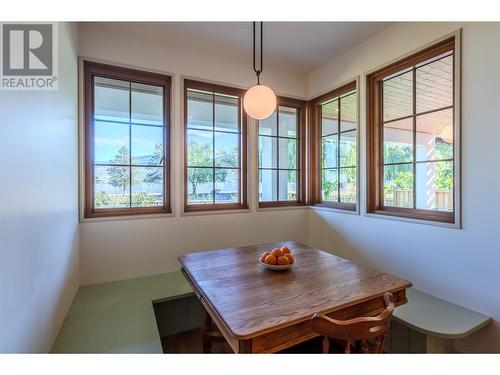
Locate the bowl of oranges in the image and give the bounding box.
[259,246,295,271]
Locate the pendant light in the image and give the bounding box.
[243,22,277,120]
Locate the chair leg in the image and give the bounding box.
[322,336,330,353]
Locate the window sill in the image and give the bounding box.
[364,209,460,229]
[309,204,359,216]
[256,203,308,212]
[80,211,175,223]
[181,204,251,216]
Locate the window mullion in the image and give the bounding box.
[212,93,216,205]
[129,81,132,208]
[337,98,341,203]
[412,67,417,210]
[276,108,280,202]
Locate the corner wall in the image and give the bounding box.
[77,23,309,286]
[307,22,500,352]
[0,23,80,352]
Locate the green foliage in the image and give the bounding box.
[384,144,412,164]
[95,191,111,208]
[435,162,453,189]
[144,144,163,184]
[107,145,130,194]
[131,192,157,207]
[187,140,236,198]
[384,171,413,194]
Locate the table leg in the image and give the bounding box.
[202,308,213,353]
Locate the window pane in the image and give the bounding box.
[215,94,238,132]
[340,93,357,132]
[340,130,356,167]
[259,111,277,136]
[383,118,413,164]
[131,167,163,207]
[279,170,297,201]
[94,77,129,123]
[259,169,277,202]
[321,99,338,135]
[416,54,453,114]
[416,161,453,211]
[322,168,338,202]
[259,136,277,168]
[278,107,297,137]
[215,168,239,203]
[187,90,213,131]
[279,138,297,169]
[215,131,239,167]
[187,129,213,167]
[131,83,163,126]
[94,165,130,208]
[416,108,453,162]
[339,167,356,204]
[131,125,163,165]
[187,167,213,204]
[94,121,129,165]
[383,71,413,122]
[322,135,338,168]
[383,164,414,208]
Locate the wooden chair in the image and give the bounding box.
[311,292,395,354]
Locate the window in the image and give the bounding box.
[309,82,358,211]
[184,80,247,212]
[84,61,171,218]
[366,37,458,223]
[258,98,306,207]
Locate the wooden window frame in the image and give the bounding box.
[258,96,307,208]
[83,61,171,219]
[366,37,457,224]
[183,79,248,213]
[309,81,359,211]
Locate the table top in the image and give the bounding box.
[178,241,412,339]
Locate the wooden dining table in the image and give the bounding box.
[178,241,412,353]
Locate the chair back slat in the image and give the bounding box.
[311,292,395,353]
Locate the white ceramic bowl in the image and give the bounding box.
[259,258,294,271]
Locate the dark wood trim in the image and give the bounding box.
[308,81,358,210]
[366,37,456,224]
[257,96,307,208]
[183,79,248,213]
[83,61,172,219]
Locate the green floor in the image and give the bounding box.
[52,271,191,353]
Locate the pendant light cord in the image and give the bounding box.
[252,21,263,84]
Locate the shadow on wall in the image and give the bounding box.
[0,211,79,353]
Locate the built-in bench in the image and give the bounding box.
[52,271,191,353]
[52,273,491,354]
[389,288,491,353]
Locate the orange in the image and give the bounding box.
[281,246,291,255]
[264,254,277,265]
[277,256,290,266]
[271,248,283,258]
[284,253,295,264]
[260,252,270,262]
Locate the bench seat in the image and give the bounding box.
[393,288,491,352]
[51,271,191,353]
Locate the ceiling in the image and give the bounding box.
[104,22,392,74]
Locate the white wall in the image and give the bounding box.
[0,23,79,352]
[307,22,500,352]
[78,23,309,286]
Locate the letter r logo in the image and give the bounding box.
[2,24,53,76]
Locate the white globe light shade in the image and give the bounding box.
[243,84,277,120]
